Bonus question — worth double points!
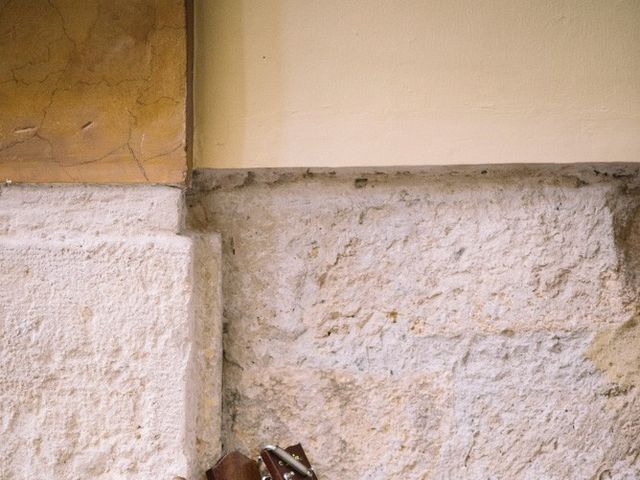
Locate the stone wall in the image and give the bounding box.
[0,185,221,479]
[2,167,639,479]
[188,165,640,479]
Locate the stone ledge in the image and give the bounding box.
[0,184,184,238]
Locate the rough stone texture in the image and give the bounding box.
[0,0,188,184]
[0,185,222,479]
[189,165,640,480]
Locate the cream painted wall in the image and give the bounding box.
[194,0,640,168]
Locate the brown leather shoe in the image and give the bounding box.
[206,451,261,480]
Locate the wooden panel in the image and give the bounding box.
[0,0,189,184]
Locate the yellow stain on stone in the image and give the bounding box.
[587,317,640,390]
[0,0,188,184]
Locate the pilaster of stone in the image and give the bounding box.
[0,185,221,479]
[188,233,223,475]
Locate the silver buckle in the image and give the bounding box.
[262,445,314,478]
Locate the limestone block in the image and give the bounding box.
[220,335,640,479]
[224,368,452,479]
[0,185,221,479]
[0,0,188,184]
[440,332,640,479]
[0,184,183,238]
[190,167,636,362]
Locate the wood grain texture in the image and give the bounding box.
[0,0,189,184]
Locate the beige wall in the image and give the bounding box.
[195,0,640,168]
